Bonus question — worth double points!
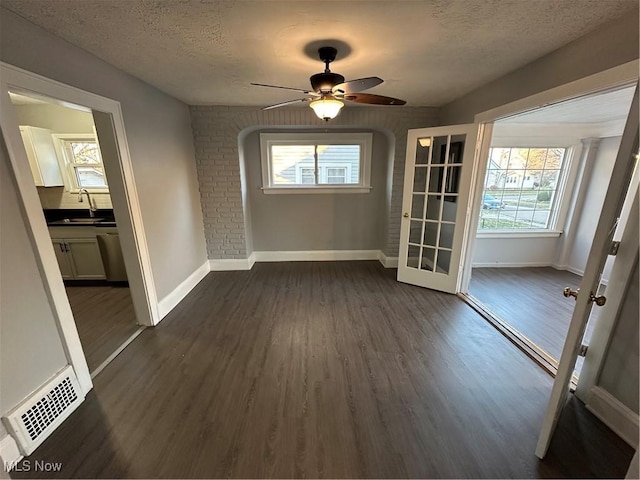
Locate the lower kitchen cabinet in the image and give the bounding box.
[52,238,106,280]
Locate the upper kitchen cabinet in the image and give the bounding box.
[19,125,64,187]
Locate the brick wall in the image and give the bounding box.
[190,106,438,259]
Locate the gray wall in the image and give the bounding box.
[440,12,639,124]
[244,129,388,251]
[1,8,207,300]
[190,106,439,259]
[0,137,68,416]
[598,261,639,414]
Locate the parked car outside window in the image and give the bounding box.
[482,194,505,209]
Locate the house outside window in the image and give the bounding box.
[479,147,568,231]
[54,134,108,191]
[260,133,372,194]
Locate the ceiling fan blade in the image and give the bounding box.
[262,98,309,110]
[342,93,406,105]
[251,82,312,94]
[332,77,383,94]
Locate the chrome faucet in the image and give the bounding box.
[78,188,97,217]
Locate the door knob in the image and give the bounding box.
[589,293,606,306]
[563,287,606,306]
[403,212,409,218]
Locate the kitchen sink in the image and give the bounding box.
[58,218,105,223]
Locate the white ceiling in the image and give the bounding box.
[502,85,636,125]
[2,0,637,107]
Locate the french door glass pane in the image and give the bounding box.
[411,194,425,218]
[413,167,428,193]
[407,245,420,268]
[405,133,466,271]
[409,221,422,244]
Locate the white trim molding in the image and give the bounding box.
[587,387,639,448]
[157,261,210,319]
[207,250,396,270]
[377,251,399,268]
[254,250,380,262]
[209,252,256,271]
[472,261,553,268]
[0,434,23,471]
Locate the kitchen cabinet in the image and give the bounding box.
[49,227,108,280]
[19,126,64,187]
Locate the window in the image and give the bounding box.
[260,133,372,193]
[55,135,108,191]
[478,147,568,231]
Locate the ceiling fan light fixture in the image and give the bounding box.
[309,96,344,121]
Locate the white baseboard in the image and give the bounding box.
[253,250,380,262]
[157,261,210,320]
[0,433,22,471]
[472,261,552,268]
[377,251,399,268]
[587,386,639,448]
[209,253,255,271]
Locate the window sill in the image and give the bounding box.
[476,230,563,239]
[261,186,372,194]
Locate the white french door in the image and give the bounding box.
[535,85,639,458]
[398,124,479,293]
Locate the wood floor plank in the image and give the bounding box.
[468,267,599,373]
[14,262,632,479]
[65,285,139,372]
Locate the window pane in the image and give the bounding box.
[75,166,107,188]
[326,167,347,184]
[300,167,315,184]
[70,142,101,164]
[271,145,315,185]
[479,147,566,231]
[317,145,359,184]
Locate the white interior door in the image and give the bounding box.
[398,124,479,293]
[535,85,639,459]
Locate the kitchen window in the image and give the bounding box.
[478,147,569,232]
[55,134,108,192]
[260,133,372,193]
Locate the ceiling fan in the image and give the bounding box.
[251,46,406,121]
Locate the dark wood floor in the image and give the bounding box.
[15,262,631,478]
[66,285,139,372]
[468,267,599,374]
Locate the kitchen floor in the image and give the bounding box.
[66,285,139,372]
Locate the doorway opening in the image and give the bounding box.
[461,85,636,380]
[8,90,145,376]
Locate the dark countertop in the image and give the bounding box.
[44,208,117,227]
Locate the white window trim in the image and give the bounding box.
[52,133,108,193]
[260,132,373,194]
[478,144,580,234]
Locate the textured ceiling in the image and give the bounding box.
[2,0,637,106]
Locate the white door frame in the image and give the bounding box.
[0,63,160,394]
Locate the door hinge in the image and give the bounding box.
[578,344,588,357]
[609,241,620,256]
